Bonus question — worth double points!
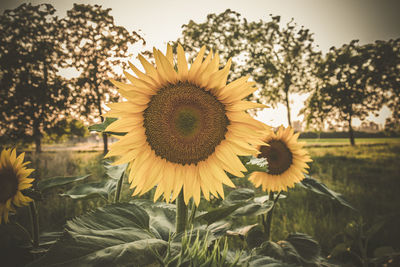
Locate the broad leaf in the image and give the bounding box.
[246,225,267,249]
[284,233,321,264]
[60,179,116,200]
[256,241,286,260]
[299,175,355,210]
[88,117,126,136]
[28,203,167,267]
[133,200,176,240]
[36,175,90,192]
[224,188,255,204]
[233,201,273,217]
[227,224,258,237]
[104,161,127,180]
[195,203,244,225]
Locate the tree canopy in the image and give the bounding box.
[62,4,146,153]
[0,3,70,152]
[178,9,319,126]
[303,40,398,144]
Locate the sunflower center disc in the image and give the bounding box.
[143,82,229,165]
[0,167,18,203]
[258,140,293,175]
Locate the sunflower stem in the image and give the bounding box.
[176,192,188,234]
[14,222,33,245]
[187,200,197,226]
[114,170,125,203]
[29,201,39,249]
[264,191,281,240]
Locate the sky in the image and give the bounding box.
[1,0,399,128]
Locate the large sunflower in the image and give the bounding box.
[105,44,267,205]
[248,126,312,192]
[0,148,34,224]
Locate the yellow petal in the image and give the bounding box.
[188,46,206,80]
[177,43,188,80]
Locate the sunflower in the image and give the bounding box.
[105,44,268,205]
[0,148,34,224]
[248,126,312,192]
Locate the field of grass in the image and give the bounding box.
[13,140,400,264]
[301,137,400,146]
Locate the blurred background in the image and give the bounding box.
[0,0,399,264]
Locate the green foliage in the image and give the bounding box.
[0,3,71,152]
[299,175,355,210]
[28,203,168,267]
[329,218,400,266]
[59,161,127,201]
[162,231,240,267]
[36,175,90,192]
[88,117,126,136]
[60,179,117,200]
[196,188,273,227]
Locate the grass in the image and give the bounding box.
[300,137,400,146]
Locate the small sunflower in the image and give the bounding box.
[0,148,34,224]
[249,126,312,192]
[105,44,268,205]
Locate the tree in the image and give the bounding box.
[0,3,70,152]
[367,39,400,134]
[247,17,319,126]
[305,41,381,145]
[179,9,250,81]
[63,4,145,154]
[179,10,319,126]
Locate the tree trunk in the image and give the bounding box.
[33,124,42,153]
[96,100,108,154]
[285,89,292,127]
[348,117,355,146]
[102,132,108,155]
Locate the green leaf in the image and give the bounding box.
[227,224,258,237]
[39,232,63,249]
[245,156,268,173]
[133,199,176,240]
[22,188,43,201]
[28,203,167,267]
[88,117,126,136]
[256,241,286,260]
[195,203,244,225]
[299,175,355,210]
[233,201,273,217]
[36,175,90,192]
[104,161,127,180]
[207,221,232,238]
[284,233,321,264]
[246,225,267,249]
[224,188,255,204]
[60,179,116,200]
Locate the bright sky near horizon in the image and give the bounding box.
[2,0,399,128]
